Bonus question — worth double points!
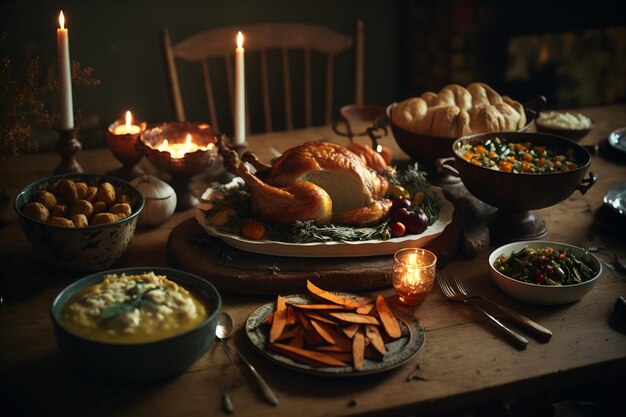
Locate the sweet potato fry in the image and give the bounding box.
[365,324,386,356]
[261,312,273,325]
[352,329,365,371]
[288,328,305,348]
[310,319,342,345]
[306,280,364,309]
[269,295,287,343]
[286,305,298,326]
[341,323,360,339]
[328,312,380,325]
[314,333,353,352]
[291,303,350,310]
[375,295,401,339]
[356,303,375,315]
[302,310,337,325]
[270,343,349,367]
[276,325,300,341]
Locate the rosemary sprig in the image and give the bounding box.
[101,284,162,319]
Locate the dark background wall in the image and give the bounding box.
[0,0,400,149]
[2,0,624,152]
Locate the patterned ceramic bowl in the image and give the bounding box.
[14,173,144,271]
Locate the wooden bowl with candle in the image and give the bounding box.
[140,121,220,210]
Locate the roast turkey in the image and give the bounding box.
[220,141,391,227]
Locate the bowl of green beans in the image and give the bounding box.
[489,241,602,305]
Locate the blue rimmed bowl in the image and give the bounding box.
[14,173,144,271]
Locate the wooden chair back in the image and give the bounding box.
[162,21,364,134]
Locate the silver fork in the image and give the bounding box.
[438,272,528,350]
[582,241,619,276]
[452,272,552,342]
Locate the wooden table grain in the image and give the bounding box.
[1,104,625,417]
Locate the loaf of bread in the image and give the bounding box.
[391,82,526,138]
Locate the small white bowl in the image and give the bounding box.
[488,241,602,305]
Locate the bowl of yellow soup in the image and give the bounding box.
[51,267,221,383]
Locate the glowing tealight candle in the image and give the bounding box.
[112,111,142,135]
[57,11,74,130]
[234,31,245,145]
[158,134,201,159]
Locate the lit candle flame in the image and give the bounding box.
[59,11,65,29]
[125,111,132,132]
[236,31,243,49]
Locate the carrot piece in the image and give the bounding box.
[269,295,287,343]
[341,323,360,339]
[269,343,348,367]
[328,312,380,325]
[306,280,364,309]
[375,295,401,339]
[352,329,365,371]
[365,324,386,356]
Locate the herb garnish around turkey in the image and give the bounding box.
[101,283,162,319]
[203,163,441,243]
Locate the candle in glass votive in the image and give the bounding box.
[112,110,141,135]
[393,248,437,306]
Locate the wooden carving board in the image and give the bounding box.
[167,212,460,296]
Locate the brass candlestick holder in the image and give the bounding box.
[54,127,83,174]
[106,119,148,181]
[140,121,219,211]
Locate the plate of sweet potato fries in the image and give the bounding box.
[245,281,425,376]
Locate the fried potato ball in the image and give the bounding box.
[110,203,132,218]
[56,179,79,204]
[96,182,116,207]
[71,214,89,228]
[75,182,88,199]
[92,212,118,225]
[69,199,94,220]
[84,186,98,203]
[92,201,107,216]
[34,190,57,211]
[47,216,75,228]
[22,202,49,222]
[51,204,69,217]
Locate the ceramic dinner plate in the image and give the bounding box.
[245,294,425,376]
[195,180,454,258]
[603,182,626,217]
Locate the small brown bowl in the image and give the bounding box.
[386,96,544,169]
[535,111,593,142]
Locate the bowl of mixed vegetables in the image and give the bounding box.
[449,131,596,240]
[489,241,602,305]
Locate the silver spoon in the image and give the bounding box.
[216,312,279,406]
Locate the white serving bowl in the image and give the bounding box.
[488,241,602,305]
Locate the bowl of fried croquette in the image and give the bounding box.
[14,173,144,271]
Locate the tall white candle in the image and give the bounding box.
[234,31,245,145]
[57,11,74,130]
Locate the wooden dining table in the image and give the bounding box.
[1,104,625,417]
